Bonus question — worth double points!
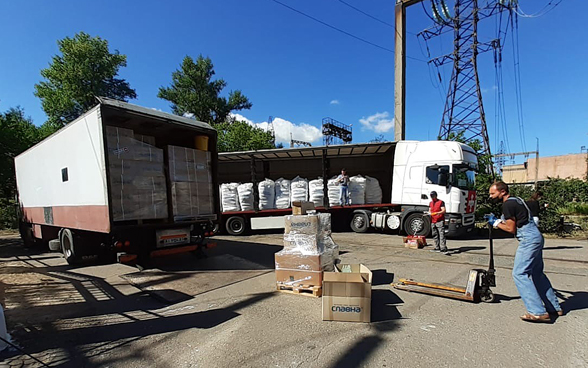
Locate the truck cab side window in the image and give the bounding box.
[426,165,449,185]
[62,167,68,182]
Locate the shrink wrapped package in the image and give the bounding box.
[220,183,241,212]
[106,126,168,221]
[365,176,383,204]
[349,175,366,205]
[258,178,276,210]
[308,178,324,207]
[275,178,291,209]
[276,213,340,287]
[290,176,308,203]
[167,145,215,219]
[327,177,342,206]
[237,183,254,211]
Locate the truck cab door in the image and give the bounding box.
[422,165,450,206]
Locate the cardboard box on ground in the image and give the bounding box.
[275,213,340,287]
[106,126,168,221]
[322,264,372,323]
[167,145,215,219]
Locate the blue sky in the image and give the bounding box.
[0,0,586,160]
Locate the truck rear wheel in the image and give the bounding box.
[350,213,369,233]
[226,216,246,236]
[403,213,431,237]
[60,229,79,264]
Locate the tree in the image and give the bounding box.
[34,32,136,128]
[216,120,276,152]
[0,108,42,228]
[158,55,252,125]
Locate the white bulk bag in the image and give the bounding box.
[309,178,325,207]
[258,178,276,210]
[349,175,366,205]
[290,176,309,203]
[237,183,254,211]
[365,176,383,204]
[275,178,291,209]
[327,177,342,206]
[221,183,241,212]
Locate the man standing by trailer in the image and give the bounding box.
[428,191,448,254]
[488,181,562,323]
[337,168,349,206]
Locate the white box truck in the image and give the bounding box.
[15,98,220,264]
[217,140,478,237]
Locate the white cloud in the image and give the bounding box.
[359,111,395,133]
[183,112,195,119]
[330,100,340,105]
[482,85,498,94]
[230,113,322,145]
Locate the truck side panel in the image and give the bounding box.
[15,107,110,233]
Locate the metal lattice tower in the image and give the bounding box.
[322,117,352,146]
[420,0,507,165]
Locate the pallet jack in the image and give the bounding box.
[392,222,496,303]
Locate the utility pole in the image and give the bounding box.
[394,0,424,142]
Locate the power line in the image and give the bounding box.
[270,0,427,62]
[338,0,395,29]
[514,0,565,18]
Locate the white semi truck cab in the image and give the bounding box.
[388,140,478,236]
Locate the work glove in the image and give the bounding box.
[485,213,502,228]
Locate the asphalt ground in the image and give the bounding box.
[0,230,587,368]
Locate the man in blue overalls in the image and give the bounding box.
[488,181,563,323]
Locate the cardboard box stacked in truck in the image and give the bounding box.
[167,145,215,220]
[275,213,339,287]
[106,126,168,221]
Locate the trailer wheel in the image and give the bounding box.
[350,213,369,233]
[403,213,431,237]
[226,216,246,236]
[60,229,79,264]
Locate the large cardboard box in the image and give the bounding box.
[284,213,331,236]
[322,264,372,323]
[275,269,323,287]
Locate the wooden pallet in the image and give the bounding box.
[276,283,322,298]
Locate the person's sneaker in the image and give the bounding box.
[430,249,441,252]
[441,249,450,255]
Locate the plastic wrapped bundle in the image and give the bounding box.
[221,183,241,212]
[308,178,324,207]
[327,177,342,206]
[258,178,276,210]
[290,176,309,203]
[365,176,383,204]
[275,178,291,209]
[349,175,366,205]
[238,183,254,211]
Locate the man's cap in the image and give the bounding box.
[430,191,437,197]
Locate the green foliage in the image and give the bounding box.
[158,55,252,125]
[34,32,136,127]
[216,120,276,152]
[537,178,588,233]
[0,107,43,229]
[556,203,588,216]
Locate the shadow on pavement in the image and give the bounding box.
[328,335,386,368]
[556,289,588,314]
[494,294,521,303]
[543,246,583,250]
[371,289,403,323]
[451,246,486,254]
[371,269,395,286]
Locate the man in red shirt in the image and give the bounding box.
[429,191,448,254]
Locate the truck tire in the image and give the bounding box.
[403,213,431,237]
[226,216,246,236]
[60,229,79,264]
[350,213,369,233]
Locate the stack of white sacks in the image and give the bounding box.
[220,174,382,212]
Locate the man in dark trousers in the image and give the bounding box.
[337,168,350,206]
[488,181,562,323]
[428,191,448,254]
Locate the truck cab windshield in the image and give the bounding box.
[453,164,476,190]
